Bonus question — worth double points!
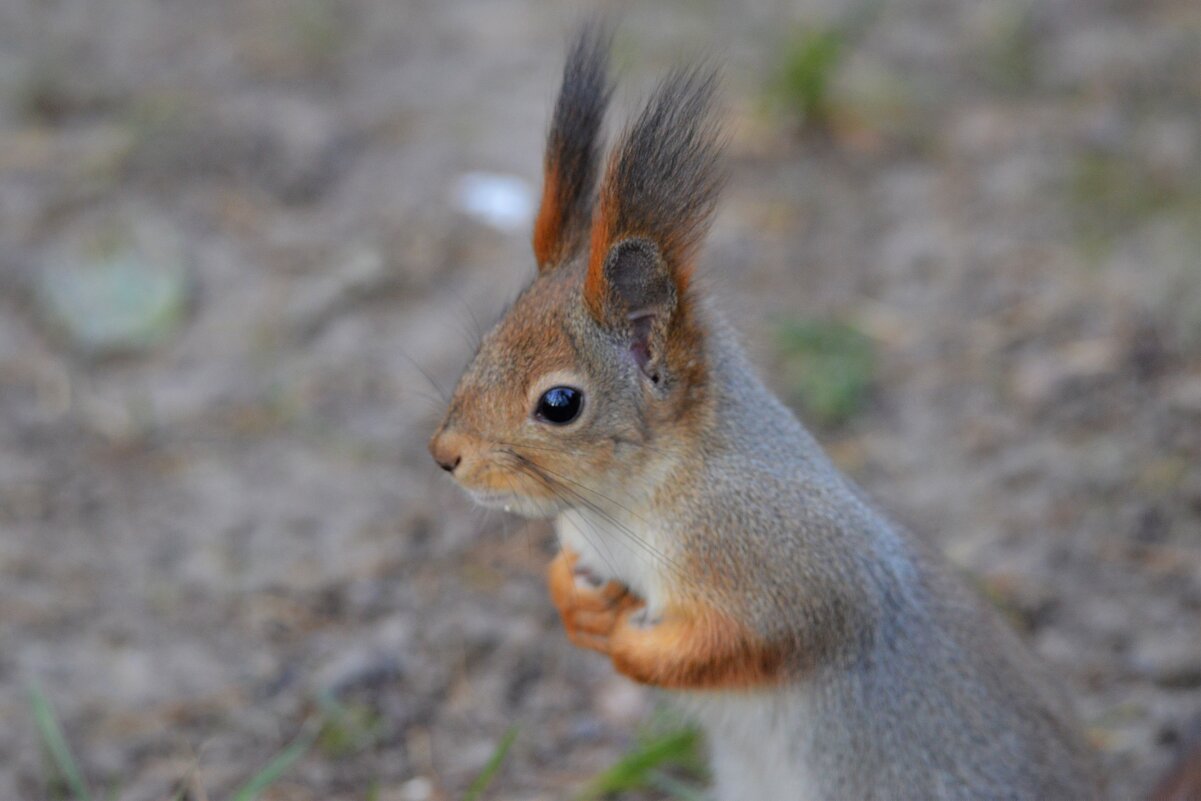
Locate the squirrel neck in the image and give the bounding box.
[671,299,840,482]
[655,299,925,619]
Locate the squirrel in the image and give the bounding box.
[429,25,1198,801]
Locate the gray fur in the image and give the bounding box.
[660,310,1100,799]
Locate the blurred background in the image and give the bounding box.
[1,0,1199,798]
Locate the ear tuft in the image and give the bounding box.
[532,24,611,272]
[584,66,725,319]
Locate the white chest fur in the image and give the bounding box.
[688,690,817,800]
[554,506,672,615]
[555,507,817,800]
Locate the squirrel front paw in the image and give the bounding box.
[548,548,645,655]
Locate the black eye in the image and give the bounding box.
[535,386,583,425]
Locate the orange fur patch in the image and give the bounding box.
[582,169,616,320]
[549,549,784,691]
[609,598,786,690]
[548,549,645,654]
[532,162,563,269]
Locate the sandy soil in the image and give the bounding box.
[1,0,1199,799]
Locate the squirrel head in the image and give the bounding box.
[430,26,724,518]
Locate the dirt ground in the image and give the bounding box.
[1,0,1199,799]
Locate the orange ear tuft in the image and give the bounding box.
[532,25,610,272]
[583,167,617,317]
[532,162,564,267]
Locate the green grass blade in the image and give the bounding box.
[230,722,320,801]
[576,727,703,800]
[314,690,382,756]
[462,726,518,801]
[647,769,709,801]
[27,681,92,801]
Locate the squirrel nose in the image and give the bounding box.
[429,430,465,474]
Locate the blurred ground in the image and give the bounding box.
[1,1,1199,799]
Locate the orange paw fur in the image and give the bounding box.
[548,549,645,655]
[548,549,786,690]
[608,600,787,690]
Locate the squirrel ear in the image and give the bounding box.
[582,66,723,368]
[598,239,677,377]
[532,25,610,273]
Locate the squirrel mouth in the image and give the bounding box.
[467,488,562,519]
[469,490,520,510]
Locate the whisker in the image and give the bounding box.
[496,436,676,461]
[512,454,750,620]
[487,455,746,624]
[511,454,681,576]
[449,287,487,347]
[396,388,449,414]
[397,348,449,404]
[492,440,663,514]
[504,458,624,579]
[522,458,653,528]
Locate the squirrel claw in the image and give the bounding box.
[626,607,660,629]
[549,548,644,655]
[573,567,604,589]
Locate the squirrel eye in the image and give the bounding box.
[535,386,583,425]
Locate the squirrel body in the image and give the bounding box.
[555,314,1098,798]
[429,26,1106,799]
